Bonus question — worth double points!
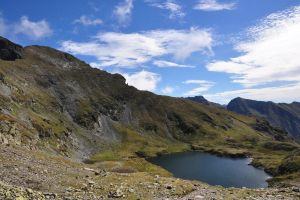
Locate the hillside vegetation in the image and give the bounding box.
[0,37,300,198]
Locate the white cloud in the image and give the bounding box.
[60,27,213,68]
[74,15,103,26]
[183,80,215,96]
[114,0,134,26]
[194,0,236,11]
[150,0,185,19]
[90,62,104,69]
[161,86,174,94]
[205,83,300,104]
[122,70,161,91]
[206,6,300,88]
[0,15,52,40]
[13,16,52,40]
[153,60,195,68]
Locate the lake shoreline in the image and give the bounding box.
[144,145,276,188]
[147,151,272,189]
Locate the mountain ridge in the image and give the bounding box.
[227,97,300,141]
[0,37,299,198]
[185,95,225,108]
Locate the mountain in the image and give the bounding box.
[186,95,225,108]
[0,37,299,198]
[228,97,300,141]
[186,96,210,105]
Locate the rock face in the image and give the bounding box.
[0,37,24,61]
[227,97,300,140]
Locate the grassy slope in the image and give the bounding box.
[0,45,299,186]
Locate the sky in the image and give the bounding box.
[1,0,300,104]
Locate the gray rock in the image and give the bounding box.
[108,189,124,198]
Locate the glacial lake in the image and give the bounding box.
[148,151,271,188]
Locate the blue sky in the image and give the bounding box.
[1,0,300,104]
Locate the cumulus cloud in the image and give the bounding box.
[74,15,103,26]
[206,6,300,87]
[13,16,52,40]
[114,0,134,26]
[150,0,185,19]
[153,60,195,68]
[205,83,300,104]
[183,80,215,96]
[161,86,174,94]
[122,70,161,91]
[60,27,213,68]
[194,0,236,11]
[0,15,52,40]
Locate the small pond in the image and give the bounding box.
[148,151,271,188]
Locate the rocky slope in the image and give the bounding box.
[228,97,300,141]
[0,37,300,199]
[0,145,299,200]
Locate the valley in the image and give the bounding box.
[0,36,299,199]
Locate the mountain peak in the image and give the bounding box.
[0,36,91,70]
[186,96,209,105]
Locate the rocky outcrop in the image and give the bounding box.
[228,97,300,140]
[0,36,23,61]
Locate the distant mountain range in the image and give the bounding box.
[187,96,300,141]
[227,97,300,141]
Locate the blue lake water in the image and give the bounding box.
[148,151,271,188]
